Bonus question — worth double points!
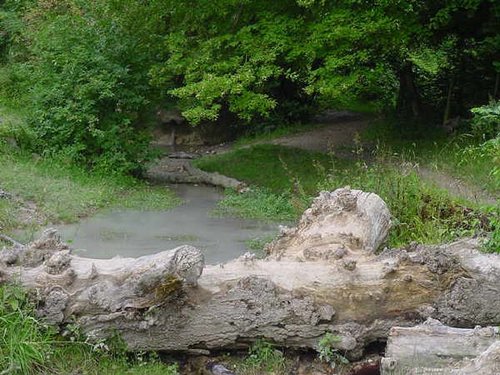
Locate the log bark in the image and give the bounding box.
[0,189,499,362]
[381,319,500,374]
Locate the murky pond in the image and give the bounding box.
[55,184,278,264]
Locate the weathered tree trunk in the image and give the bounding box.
[443,77,455,126]
[0,189,499,361]
[381,319,500,374]
[396,64,423,119]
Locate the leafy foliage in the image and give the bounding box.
[1,0,167,174]
[470,101,500,140]
[1,0,499,172]
[317,333,349,369]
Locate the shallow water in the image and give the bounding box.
[56,184,278,264]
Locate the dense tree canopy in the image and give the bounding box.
[0,0,498,172]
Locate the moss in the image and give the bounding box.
[154,275,182,301]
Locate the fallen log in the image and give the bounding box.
[381,319,500,374]
[0,188,498,361]
[146,156,244,190]
[0,233,24,248]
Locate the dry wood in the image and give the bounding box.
[0,189,498,361]
[381,319,500,374]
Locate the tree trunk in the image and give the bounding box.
[396,64,422,119]
[494,71,499,99]
[381,319,500,374]
[0,189,499,361]
[443,77,454,126]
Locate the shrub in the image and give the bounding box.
[317,333,349,369]
[470,101,500,140]
[2,0,167,175]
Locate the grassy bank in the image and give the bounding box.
[0,151,180,237]
[194,144,338,221]
[0,108,180,239]
[195,143,497,249]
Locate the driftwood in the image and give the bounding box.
[381,319,500,374]
[146,157,244,190]
[0,188,499,363]
[0,233,24,248]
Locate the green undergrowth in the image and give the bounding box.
[0,148,180,235]
[0,283,179,375]
[195,144,495,248]
[363,119,499,195]
[320,158,493,248]
[214,188,298,222]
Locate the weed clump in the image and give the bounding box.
[242,339,286,374]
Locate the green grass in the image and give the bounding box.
[195,144,337,222]
[195,143,494,248]
[194,144,336,194]
[362,119,500,195]
[214,188,298,222]
[244,235,276,258]
[0,150,180,235]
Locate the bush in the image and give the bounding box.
[470,101,500,140]
[1,0,167,175]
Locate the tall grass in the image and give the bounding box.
[319,158,490,247]
[0,284,54,374]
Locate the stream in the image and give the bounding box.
[53,184,279,264]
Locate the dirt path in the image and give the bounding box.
[270,118,368,153]
[256,114,497,206]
